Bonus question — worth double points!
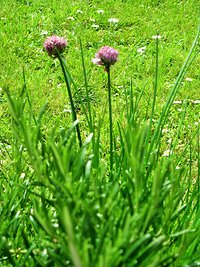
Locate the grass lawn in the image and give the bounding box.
[0,0,200,266]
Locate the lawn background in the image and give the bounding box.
[0,0,200,266]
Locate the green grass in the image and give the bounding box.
[0,0,200,266]
[1,0,199,144]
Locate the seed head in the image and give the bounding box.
[44,35,67,57]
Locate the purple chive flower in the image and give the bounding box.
[92,46,119,71]
[44,35,67,57]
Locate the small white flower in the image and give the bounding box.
[42,249,48,256]
[176,166,180,170]
[52,223,59,228]
[90,18,96,22]
[20,173,26,179]
[137,46,146,54]
[162,128,169,133]
[185,77,193,82]
[167,138,172,144]
[97,213,103,219]
[40,30,48,36]
[162,150,172,157]
[192,100,200,104]
[76,9,83,14]
[67,16,75,21]
[108,18,119,23]
[63,109,72,113]
[91,24,99,29]
[173,100,182,104]
[152,34,161,39]
[97,9,104,14]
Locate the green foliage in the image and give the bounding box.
[1,0,200,266]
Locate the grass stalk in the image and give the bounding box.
[79,39,93,133]
[144,35,159,155]
[58,54,82,148]
[146,25,199,163]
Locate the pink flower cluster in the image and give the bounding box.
[43,36,119,73]
[92,46,119,71]
[44,35,67,57]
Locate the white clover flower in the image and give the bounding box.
[192,100,200,104]
[185,77,193,82]
[137,46,146,54]
[97,9,104,14]
[40,30,48,36]
[52,223,59,228]
[91,24,99,29]
[76,9,83,14]
[42,249,48,256]
[67,16,75,21]
[162,150,172,157]
[108,18,119,23]
[63,109,72,113]
[162,128,169,133]
[20,173,26,179]
[173,100,182,104]
[152,34,161,39]
[167,138,172,144]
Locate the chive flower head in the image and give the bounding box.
[92,46,118,71]
[44,35,67,57]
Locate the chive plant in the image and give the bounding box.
[44,35,82,147]
[92,45,119,175]
[1,24,200,266]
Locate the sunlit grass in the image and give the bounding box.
[0,0,200,266]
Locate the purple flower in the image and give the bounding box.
[92,46,119,71]
[44,35,67,57]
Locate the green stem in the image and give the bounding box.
[150,35,159,129]
[58,54,82,148]
[144,35,159,161]
[145,25,199,165]
[79,39,93,132]
[107,65,113,175]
